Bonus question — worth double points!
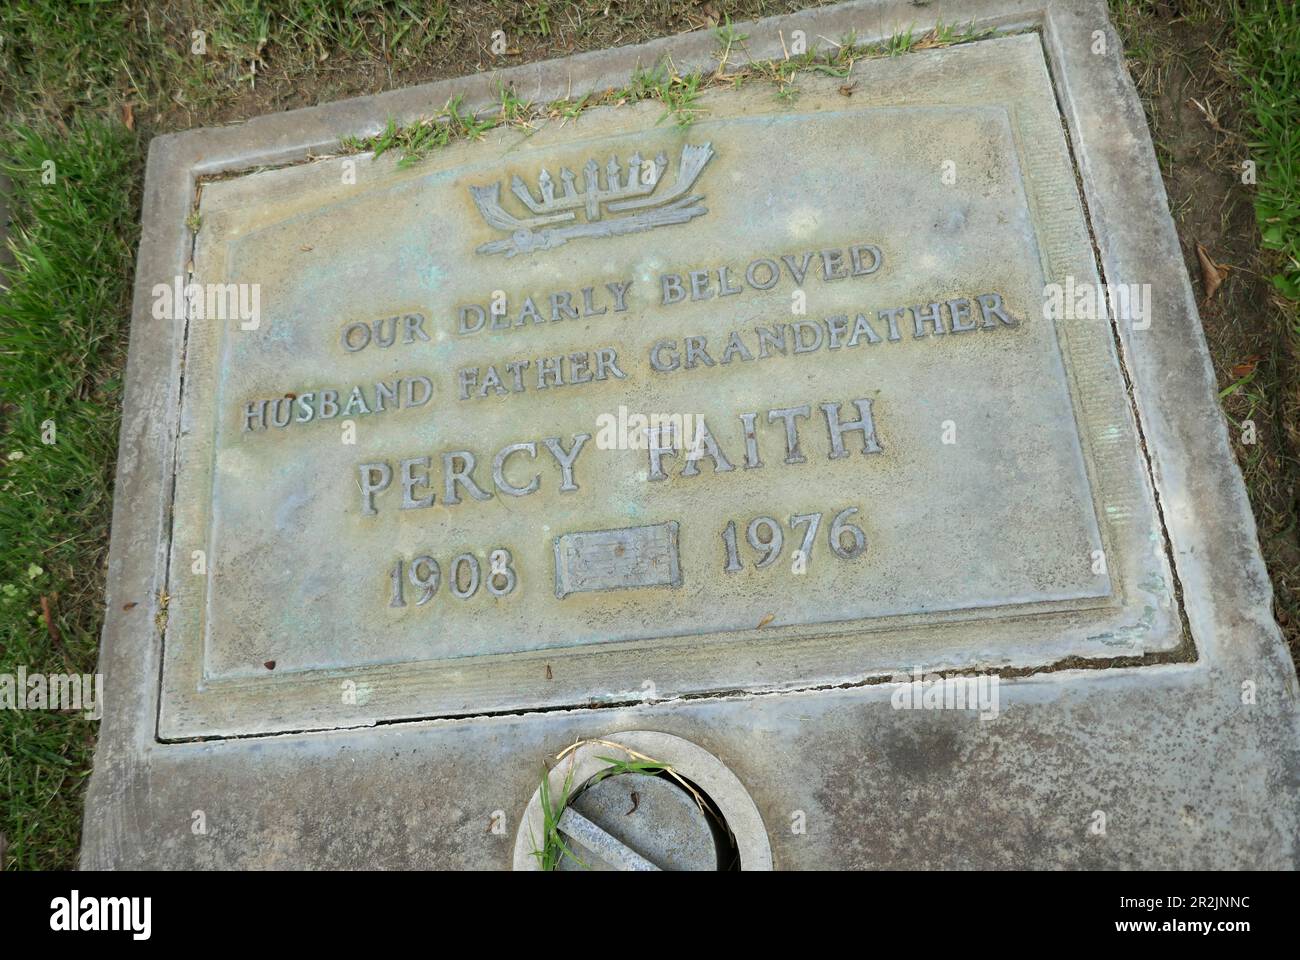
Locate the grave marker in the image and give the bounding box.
[83,0,1300,870]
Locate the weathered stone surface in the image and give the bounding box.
[161,34,1173,739]
[83,0,1300,869]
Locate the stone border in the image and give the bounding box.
[83,0,1298,868]
[511,731,773,871]
[158,35,1177,739]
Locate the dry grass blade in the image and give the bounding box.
[554,737,711,815]
[1196,241,1231,300]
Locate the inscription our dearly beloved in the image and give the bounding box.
[222,59,1041,623]
[192,82,1108,669]
[233,215,1022,608]
[242,242,1017,429]
[236,237,1019,481]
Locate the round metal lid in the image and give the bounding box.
[555,772,721,871]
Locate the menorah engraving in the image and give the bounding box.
[469,142,715,257]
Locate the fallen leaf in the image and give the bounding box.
[122,102,135,130]
[263,660,276,670]
[122,601,138,611]
[1195,242,1230,300]
[626,791,640,815]
[1230,355,1260,378]
[838,82,858,96]
[40,595,72,669]
[757,613,775,628]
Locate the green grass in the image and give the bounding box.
[0,118,141,870]
[1232,0,1300,309]
[343,25,1005,165]
[589,756,672,783]
[0,1,152,116]
[529,761,583,871]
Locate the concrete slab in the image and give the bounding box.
[83,0,1300,869]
